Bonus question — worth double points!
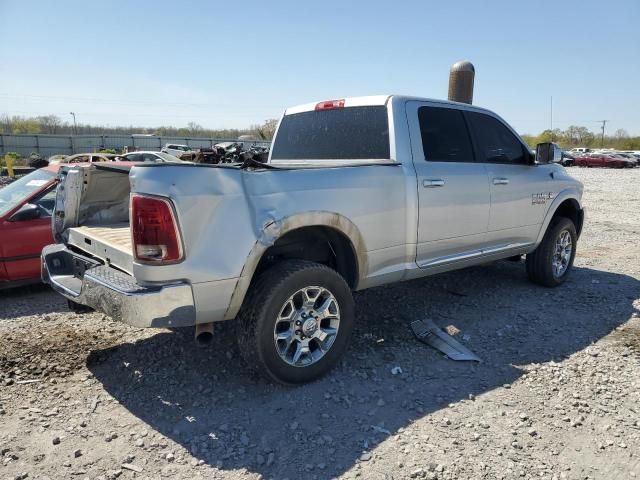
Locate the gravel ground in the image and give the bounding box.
[1,168,639,480]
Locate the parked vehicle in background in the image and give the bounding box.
[47,154,68,164]
[613,152,639,167]
[575,153,634,168]
[161,144,195,157]
[570,147,591,154]
[0,165,60,288]
[560,151,575,167]
[49,153,118,164]
[214,142,243,153]
[119,151,184,163]
[42,95,585,384]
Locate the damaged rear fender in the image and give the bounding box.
[223,211,368,320]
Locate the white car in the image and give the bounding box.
[120,151,184,163]
[161,144,194,157]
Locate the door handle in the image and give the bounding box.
[423,179,445,188]
[493,177,509,185]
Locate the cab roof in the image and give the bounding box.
[284,95,494,115]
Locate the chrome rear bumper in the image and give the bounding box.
[42,244,196,328]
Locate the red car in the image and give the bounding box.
[575,154,633,168]
[0,165,61,288]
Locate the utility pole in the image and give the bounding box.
[69,112,77,135]
[599,120,607,148]
[550,96,553,142]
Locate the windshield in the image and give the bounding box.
[0,169,55,217]
[271,106,390,160]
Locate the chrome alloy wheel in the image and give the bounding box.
[273,286,340,367]
[552,230,572,278]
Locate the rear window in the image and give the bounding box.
[271,106,390,160]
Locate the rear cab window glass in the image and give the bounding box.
[271,106,390,160]
[466,112,528,164]
[418,106,474,162]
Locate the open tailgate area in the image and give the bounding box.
[67,224,133,274]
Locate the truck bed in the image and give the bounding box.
[68,224,133,274]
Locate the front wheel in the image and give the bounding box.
[237,260,354,384]
[526,217,577,287]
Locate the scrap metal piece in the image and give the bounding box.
[410,319,481,362]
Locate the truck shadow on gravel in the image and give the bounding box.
[87,261,639,479]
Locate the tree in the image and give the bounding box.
[11,116,41,134]
[0,114,11,133]
[187,122,203,136]
[257,118,278,140]
[37,115,64,134]
[614,128,628,139]
[564,125,594,146]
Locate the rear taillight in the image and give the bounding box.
[131,194,183,264]
[315,99,345,111]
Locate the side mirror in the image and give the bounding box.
[9,203,42,222]
[535,142,562,164]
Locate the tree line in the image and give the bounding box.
[0,114,279,140]
[521,126,640,150]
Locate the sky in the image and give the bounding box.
[1,0,639,135]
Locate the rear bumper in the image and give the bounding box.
[42,244,196,328]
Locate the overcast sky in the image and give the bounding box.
[1,0,639,134]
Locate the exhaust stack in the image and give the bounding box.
[448,60,475,104]
[195,322,214,347]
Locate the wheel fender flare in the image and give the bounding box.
[224,211,368,320]
[534,189,583,247]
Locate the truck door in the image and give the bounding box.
[465,111,554,249]
[406,102,491,268]
[2,187,56,281]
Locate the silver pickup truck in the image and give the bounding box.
[42,95,584,384]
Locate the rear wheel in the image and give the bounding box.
[237,260,354,384]
[526,217,577,287]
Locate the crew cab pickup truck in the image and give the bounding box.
[42,95,585,384]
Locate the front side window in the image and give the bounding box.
[466,112,528,164]
[141,153,160,162]
[418,106,474,162]
[33,188,57,216]
[69,155,90,163]
[271,106,390,160]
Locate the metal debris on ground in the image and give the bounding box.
[410,319,481,362]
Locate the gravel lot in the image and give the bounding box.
[1,168,639,480]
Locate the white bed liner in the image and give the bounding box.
[68,223,133,275]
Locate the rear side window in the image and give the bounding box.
[466,112,528,164]
[271,106,390,160]
[418,106,474,162]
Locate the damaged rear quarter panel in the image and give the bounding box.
[129,163,409,320]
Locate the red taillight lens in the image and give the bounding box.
[315,99,345,111]
[131,194,183,263]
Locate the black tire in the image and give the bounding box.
[526,217,577,287]
[237,260,354,385]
